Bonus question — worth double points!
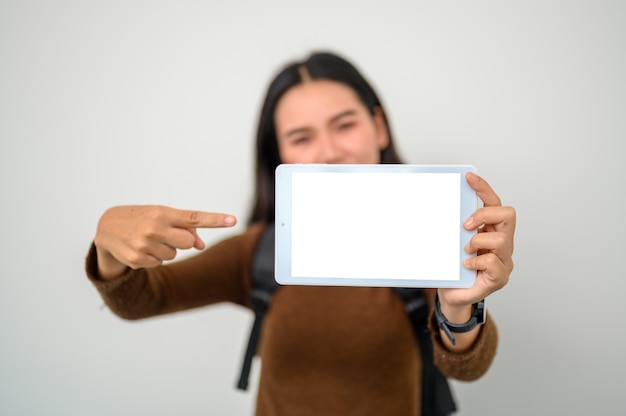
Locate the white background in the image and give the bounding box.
[1,1,624,415]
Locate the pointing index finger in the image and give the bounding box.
[171,209,237,228]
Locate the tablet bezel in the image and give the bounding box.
[274,164,478,288]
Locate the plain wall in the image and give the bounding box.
[1,1,624,414]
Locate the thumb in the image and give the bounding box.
[186,227,206,250]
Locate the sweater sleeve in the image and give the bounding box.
[85,224,265,320]
[428,311,498,381]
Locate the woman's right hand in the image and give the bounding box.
[93,205,237,279]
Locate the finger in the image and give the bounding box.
[148,243,178,262]
[463,253,512,289]
[466,172,501,207]
[168,208,237,229]
[181,227,207,250]
[464,206,516,233]
[191,229,205,250]
[162,227,200,250]
[464,231,513,258]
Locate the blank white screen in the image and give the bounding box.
[291,172,461,280]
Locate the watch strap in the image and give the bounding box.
[434,293,485,346]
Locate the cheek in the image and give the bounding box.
[349,127,383,162]
[278,143,316,164]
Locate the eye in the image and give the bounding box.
[336,120,356,132]
[291,136,311,145]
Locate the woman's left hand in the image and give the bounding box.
[438,172,516,311]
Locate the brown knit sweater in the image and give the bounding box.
[86,223,498,416]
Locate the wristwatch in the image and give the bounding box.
[434,293,486,346]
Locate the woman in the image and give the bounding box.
[87,52,515,415]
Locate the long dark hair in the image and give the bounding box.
[247,51,404,225]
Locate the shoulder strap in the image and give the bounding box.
[236,223,278,390]
[394,288,457,416]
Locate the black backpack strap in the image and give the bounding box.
[236,223,278,390]
[394,288,457,416]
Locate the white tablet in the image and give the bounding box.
[274,164,478,288]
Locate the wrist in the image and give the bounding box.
[434,293,486,346]
[95,246,128,280]
[439,302,472,325]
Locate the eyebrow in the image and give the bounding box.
[282,109,359,139]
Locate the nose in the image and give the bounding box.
[318,133,343,164]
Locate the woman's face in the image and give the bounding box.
[274,80,389,164]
